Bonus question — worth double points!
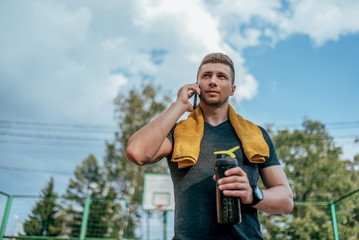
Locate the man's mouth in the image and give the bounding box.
[206,90,219,96]
[206,89,219,94]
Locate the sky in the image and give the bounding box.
[1,0,359,238]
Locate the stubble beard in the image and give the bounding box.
[199,94,230,108]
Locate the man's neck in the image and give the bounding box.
[200,103,229,126]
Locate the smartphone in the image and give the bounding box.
[193,92,198,109]
[193,82,198,109]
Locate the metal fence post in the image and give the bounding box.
[79,196,91,240]
[329,188,359,240]
[330,202,339,240]
[0,195,13,240]
[163,210,167,240]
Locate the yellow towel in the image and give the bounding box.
[172,107,204,169]
[172,105,269,168]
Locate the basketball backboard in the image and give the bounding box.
[143,174,175,211]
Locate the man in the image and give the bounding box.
[126,53,293,239]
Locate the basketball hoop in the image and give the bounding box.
[153,204,165,214]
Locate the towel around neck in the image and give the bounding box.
[171,105,269,169]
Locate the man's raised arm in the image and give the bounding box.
[126,84,200,165]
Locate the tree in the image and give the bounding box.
[24,177,64,236]
[104,82,170,238]
[64,154,123,238]
[259,120,359,239]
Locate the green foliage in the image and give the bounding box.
[23,178,64,236]
[104,82,170,238]
[64,154,123,238]
[260,119,359,239]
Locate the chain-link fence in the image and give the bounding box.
[0,192,132,240]
[259,189,359,240]
[1,190,358,240]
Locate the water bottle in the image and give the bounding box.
[214,146,242,224]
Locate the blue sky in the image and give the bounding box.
[1,0,359,238]
[241,33,359,122]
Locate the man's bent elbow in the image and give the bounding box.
[126,146,150,166]
[283,191,294,214]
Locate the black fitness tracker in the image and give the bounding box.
[250,185,263,206]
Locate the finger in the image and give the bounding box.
[194,85,201,95]
[218,182,245,191]
[185,83,200,93]
[181,85,199,98]
[177,85,197,104]
[219,178,251,189]
[185,83,199,90]
[223,188,253,204]
[225,167,247,177]
[217,175,243,185]
[222,190,247,198]
[188,90,196,99]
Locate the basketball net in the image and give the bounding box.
[153,204,165,214]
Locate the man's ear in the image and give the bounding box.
[230,85,236,96]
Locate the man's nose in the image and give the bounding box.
[209,76,217,86]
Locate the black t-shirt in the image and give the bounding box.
[166,120,280,240]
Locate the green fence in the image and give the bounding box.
[295,189,359,240]
[258,188,359,240]
[1,190,358,240]
[0,192,134,240]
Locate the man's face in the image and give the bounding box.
[197,63,236,107]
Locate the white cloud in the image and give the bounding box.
[213,0,282,24]
[0,1,91,76]
[1,0,359,200]
[109,74,128,98]
[279,0,359,46]
[127,0,258,101]
[132,0,224,58]
[102,38,125,50]
[0,1,130,124]
[1,0,359,125]
[0,1,96,122]
[207,0,359,48]
[236,74,259,101]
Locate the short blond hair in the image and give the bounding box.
[197,53,235,83]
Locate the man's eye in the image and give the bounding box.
[218,75,227,79]
[203,74,211,78]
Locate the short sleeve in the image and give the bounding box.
[166,123,177,145]
[165,123,177,160]
[257,126,281,169]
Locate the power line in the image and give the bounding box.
[0,120,117,130]
[0,120,357,145]
[267,122,359,130]
[0,165,73,176]
[2,119,359,130]
[332,135,359,139]
[0,124,115,134]
[0,132,108,142]
[0,139,105,147]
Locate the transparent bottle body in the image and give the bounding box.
[215,157,242,224]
